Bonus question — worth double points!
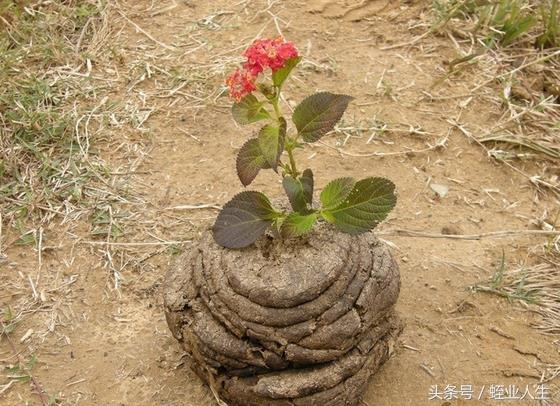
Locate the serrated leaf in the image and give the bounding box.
[232,94,270,125]
[272,56,301,88]
[320,177,356,210]
[213,191,278,249]
[236,138,268,186]
[258,119,286,171]
[283,175,311,213]
[321,177,396,235]
[292,92,354,142]
[281,212,317,238]
[282,169,314,213]
[300,168,314,205]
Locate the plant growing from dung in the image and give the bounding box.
[213,38,396,249]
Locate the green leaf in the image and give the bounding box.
[320,177,355,210]
[282,169,314,213]
[236,138,268,186]
[321,177,396,235]
[283,176,311,213]
[292,92,354,142]
[232,94,270,125]
[272,56,302,88]
[282,212,318,238]
[213,191,279,249]
[300,168,314,205]
[282,212,317,237]
[273,216,286,234]
[258,119,286,171]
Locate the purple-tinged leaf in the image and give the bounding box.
[283,173,313,214]
[292,92,354,142]
[300,169,314,205]
[236,138,267,186]
[213,191,279,249]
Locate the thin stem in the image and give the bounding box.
[270,89,299,177]
[271,95,282,121]
[286,146,299,177]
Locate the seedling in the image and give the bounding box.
[213,38,396,249]
[537,0,560,48]
[471,251,537,304]
[478,0,536,47]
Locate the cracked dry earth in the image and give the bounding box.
[1,1,559,405]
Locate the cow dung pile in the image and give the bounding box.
[164,223,402,406]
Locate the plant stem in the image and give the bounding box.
[271,95,282,121]
[286,146,299,177]
[270,91,299,177]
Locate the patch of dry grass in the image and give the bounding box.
[428,4,560,383]
[437,0,560,356]
[428,0,560,197]
[0,1,122,234]
[473,241,560,383]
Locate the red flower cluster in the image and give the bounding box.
[226,37,299,101]
[226,68,257,102]
[243,37,299,76]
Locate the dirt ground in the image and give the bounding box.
[1,0,559,405]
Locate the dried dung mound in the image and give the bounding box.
[164,223,402,406]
